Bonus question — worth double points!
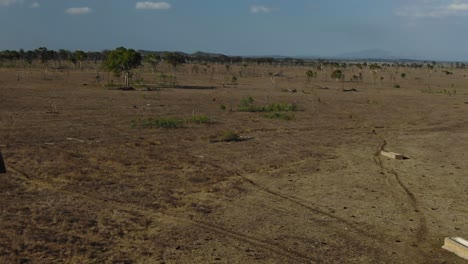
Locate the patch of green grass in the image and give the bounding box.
[262,102,297,112]
[186,115,211,124]
[131,117,183,129]
[237,96,256,112]
[264,112,295,120]
[219,130,240,141]
[237,96,298,113]
[132,115,212,128]
[211,130,241,142]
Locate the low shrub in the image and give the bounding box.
[132,115,212,128]
[237,96,298,112]
[264,112,294,120]
[218,130,240,142]
[186,115,211,124]
[262,102,297,112]
[131,117,183,129]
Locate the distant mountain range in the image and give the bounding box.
[299,49,419,61]
[334,49,398,60]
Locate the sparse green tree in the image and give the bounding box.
[74,50,87,70]
[331,69,344,81]
[231,75,238,86]
[104,47,142,87]
[35,47,53,66]
[163,52,186,86]
[306,70,315,83]
[58,49,70,67]
[144,53,161,73]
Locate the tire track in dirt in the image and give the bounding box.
[238,173,381,239]
[371,130,429,248]
[6,165,317,263]
[232,163,405,262]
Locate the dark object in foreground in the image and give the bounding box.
[209,131,253,143]
[0,150,6,174]
[108,86,135,91]
[343,88,358,92]
[173,85,215,90]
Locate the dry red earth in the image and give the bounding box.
[0,64,467,263]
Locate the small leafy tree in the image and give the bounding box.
[68,53,77,69]
[163,52,186,86]
[331,69,344,81]
[74,50,87,70]
[231,75,238,86]
[306,70,315,83]
[58,49,70,67]
[35,47,53,67]
[144,53,161,73]
[105,47,142,87]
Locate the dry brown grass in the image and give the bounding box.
[0,63,467,263]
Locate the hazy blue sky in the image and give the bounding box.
[1,0,468,60]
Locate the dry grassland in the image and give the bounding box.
[0,63,467,263]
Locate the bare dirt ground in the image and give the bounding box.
[0,64,467,263]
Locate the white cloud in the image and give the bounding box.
[29,2,39,8]
[65,7,92,15]
[396,0,468,18]
[0,0,20,7]
[136,1,171,10]
[250,5,274,14]
[447,2,468,10]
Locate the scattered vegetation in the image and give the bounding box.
[262,102,298,112]
[264,112,295,120]
[231,76,238,86]
[163,52,187,86]
[186,115,211,124]
[131,115,211,128]
[217,130,241,142]
[131,117,183,129]
[237,96,256,112]
[237,96,298,112]
[331,69,344,80]
[421,88,457,96]
[442,70,453,75]
[209,130,243,143]
[104,47,142,87]
[306,70,317,83]
[393,84,401,88]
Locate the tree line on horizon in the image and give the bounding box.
[0,47,305,68]
[0,47,465,70]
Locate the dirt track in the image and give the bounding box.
[0,66,467,263]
